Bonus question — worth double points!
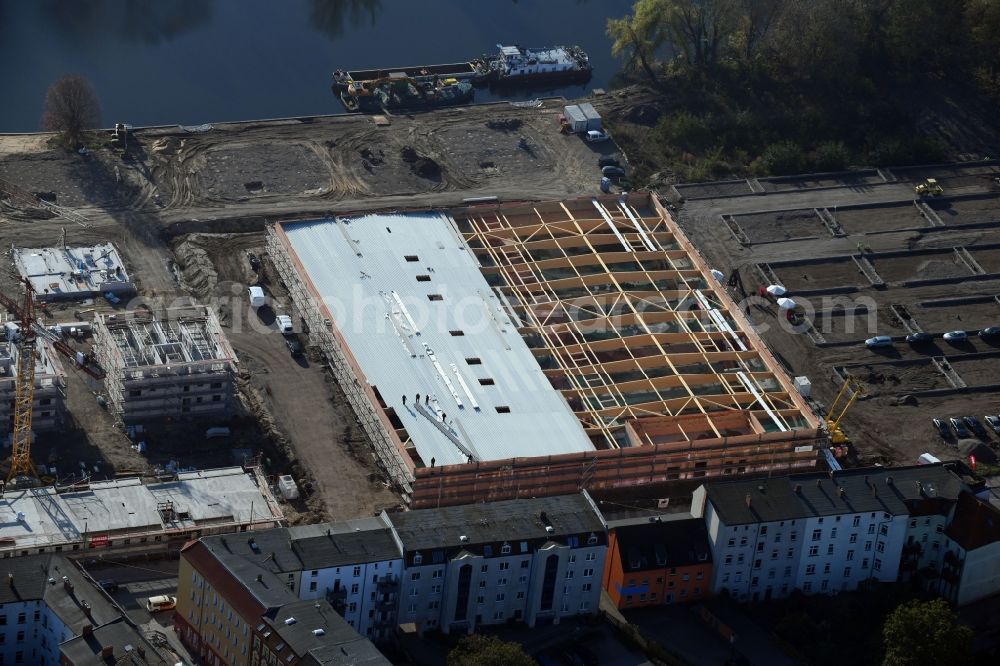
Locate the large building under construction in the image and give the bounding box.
[267,194,822,507]
[0,338,66,433]
[93,306,237,424]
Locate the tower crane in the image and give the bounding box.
[0,277,105,482]
[6,277,39,481]
[826,375,866,445]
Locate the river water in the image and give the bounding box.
[0,0,634,132]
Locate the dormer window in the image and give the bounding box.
[501,542,511,555]
[413,552,423,565]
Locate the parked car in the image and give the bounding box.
[985,415,1000,435]
[146,595,177,613]
[248,285,266,308]
[950,417,970,438]
[979,326,1000,339]
[598,156,620,168]
[98,580,119,593]
[275,314,293,334]
[943,330,968,342]
[932,418,951,439]
[585,130,610,142]
[906,332,934,345]
[964,416,988,438]
[601,165,626,177]
[865,335,893,348]
[285,335,304,356]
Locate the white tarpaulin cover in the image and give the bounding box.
[766,284,787,296]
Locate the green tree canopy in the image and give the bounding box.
[882,598,973,666]
[446,634,537,666]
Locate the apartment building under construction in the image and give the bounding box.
[266,193,822,507]
[0,338,66,433]
[93,306,237,424]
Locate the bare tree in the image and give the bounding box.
[41,74,101,148]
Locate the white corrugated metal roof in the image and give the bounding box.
[282,213,595,467]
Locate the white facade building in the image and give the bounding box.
[692,465,965,602]
[385,492,607,634]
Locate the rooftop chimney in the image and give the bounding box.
[82,624,93,637]
[886,476,894,486]
[745,493,752,508]
[81,600,92,619]
[63,578,74,595]
[101,645,113,659]
[872,483,878,497]
[917,481,925,496]
[6,573,12,588]
[837,487,845,498]
[793,484,802,494]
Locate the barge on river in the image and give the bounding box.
[340,73,474,113]
[333,60,489,93]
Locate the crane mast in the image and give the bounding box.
[8,278,37,481]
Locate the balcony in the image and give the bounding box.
[376,576,399,592]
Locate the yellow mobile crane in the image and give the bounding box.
[826,375,866,445]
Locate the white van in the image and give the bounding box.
[248,286,266,308]
[146,595,177,612]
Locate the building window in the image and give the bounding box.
[501,543,511,554]
[831,528,837,538]
[727,538,735,547]
[847,550,854,561]
[853,516,861,527]
[725,555,733,565]
[865,541,872,552]
[808,546,818,557]
[862,558,869,569]
[803,582,812,592]
[583,568,594,577]
[850,533,857,543]
[353,566,362,576]
[844,567,852,577]
[823,563,831,574]
[499,562,510,571]
[432,569,443,579]
[827,544,834,555]
[811,529,822,542]
[351,584,359,594]
[874,559,882,571]
[876,541,885,553]
[582,583,592,592]
[879,525,889,536]
[496,593,505,602]
[411,573,420,581]
[805,565,816,575]
[760,526,768,535]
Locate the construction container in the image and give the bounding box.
[578,102,602,131]
[563,104,588,133]
[793,376,812,398]
[277,474,300,500]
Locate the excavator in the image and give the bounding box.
[826,375,865,445]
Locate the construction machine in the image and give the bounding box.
[826,375,866,445]
[1,278,105,483]
[915,178,943,197]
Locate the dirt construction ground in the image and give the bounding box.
[675,164,1000,467]
[0,99,624,520]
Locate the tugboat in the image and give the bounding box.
[488,44,591,85]
[340,73,474,113]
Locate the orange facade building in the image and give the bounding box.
[603,514,712,608]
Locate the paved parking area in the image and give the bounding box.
[82,557,193,664]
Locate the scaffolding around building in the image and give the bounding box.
[266,194,822,507]
[93,306,237,424]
